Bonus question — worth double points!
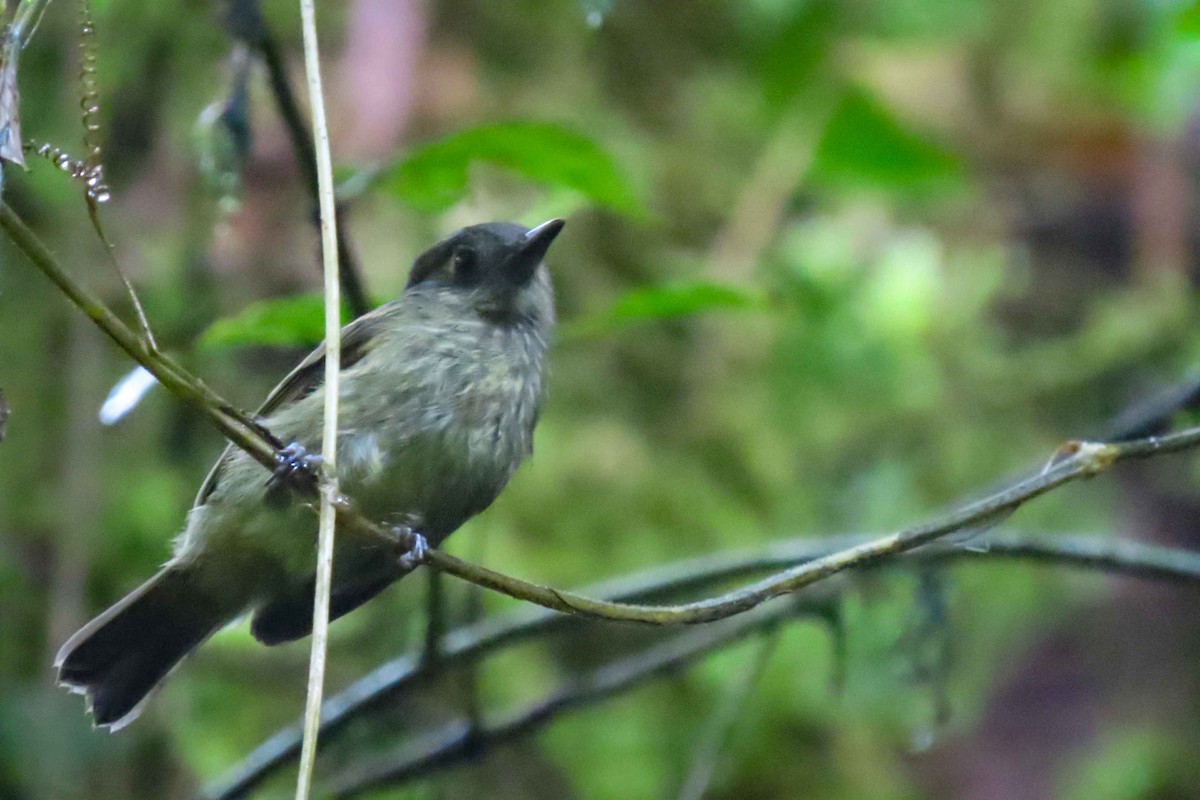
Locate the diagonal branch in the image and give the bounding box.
[223,0,370,318]
[0,199,402,552]
[1104,371,1200,441]
[9,190,1200,796]
[324,518,1200,799]
[325,598,808,799]
[204,531,1200,800]
[675,628,780,800]
[7,193,1200,626]
[420,436,1200,624]
[0,200,281,465]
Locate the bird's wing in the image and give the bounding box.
[194,305,393,506]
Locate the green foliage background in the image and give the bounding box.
[3,0,1200,798]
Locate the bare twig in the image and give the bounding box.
[460,526,489,731]
[1104,371,1200,441]
[418,436,1200,625]
[326,600,806,799]
[9,174,1200,792]
[0,204,402,575]
[86,204,159,350]
[676,629,781,800]
[421,568,445,666]
[203,531,1200,800]
[44,316,103,657]
[293,0,342,797]
[10,190,1200,629]
[0,200,282,466]
[224,0,370,318]
[21,0,158,350]
[704,103,827,281]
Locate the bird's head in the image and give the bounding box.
[406,219,564,324]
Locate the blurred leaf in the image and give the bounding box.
[811,89,961,190]
[1062,729,1181,800]
[381,121,646,217]
[756,0,836,110]
[199,294,329,350]
[1175,2,1200,38]
[562,281,769,340]
[201,281,762,350]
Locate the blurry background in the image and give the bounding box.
[3,0,1200,798]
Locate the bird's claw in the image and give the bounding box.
[394,525,430,570]
[265,442,322,507]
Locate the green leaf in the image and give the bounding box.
[756,0,837,110]
[811,89,961,190]
[199,294,329,350]
[203,282,767,350]
[561,282,770,340]
[1176,2,1200,38]
[381,121,645,217]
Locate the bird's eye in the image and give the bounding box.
[451,247,478,281]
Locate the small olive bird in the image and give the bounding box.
[56,219,564,729]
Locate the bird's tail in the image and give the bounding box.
[55,565,235,730]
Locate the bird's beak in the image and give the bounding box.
[506,218,566,286]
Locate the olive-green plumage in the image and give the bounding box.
[56,219,563,729]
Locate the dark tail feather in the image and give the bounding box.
[251,562,402,645]
[55,566,233,730]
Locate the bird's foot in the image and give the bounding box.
[393,525,430,570]
[265,442,322,507]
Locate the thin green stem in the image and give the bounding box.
[0,200,278,466]
[293,0,343,797]
[676,629,781,800]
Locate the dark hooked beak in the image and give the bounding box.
[506,218,565,286]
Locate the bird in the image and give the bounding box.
[55,218,564,730]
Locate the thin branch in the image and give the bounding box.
[418,436,1200,625]
[203,531,1200,800]
[0,199,399,562]
[75,0,159,350]
[460,525,489,731]
[421,568,445,666]
[224,0,370,318]
[10,183,1200,788]
[86,203,159,351]
[0,199,422,604]
[0,200,281,465]
[676,628,780,800]
[1105,371,1200,441]
[704,102,828,281]
[11,188,1200,629]
[294,0,342,798]
[326,600,806,799]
